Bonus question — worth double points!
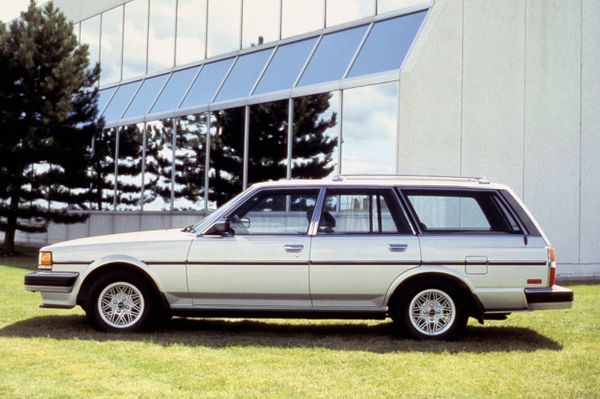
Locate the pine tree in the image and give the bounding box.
[0,1,102,254]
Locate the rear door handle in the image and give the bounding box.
[388,243,408,252]
[284,244,304,252]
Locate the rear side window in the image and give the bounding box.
[402,190,522,234]
[319,189,412,234]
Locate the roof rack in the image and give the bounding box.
[332,174,490,184]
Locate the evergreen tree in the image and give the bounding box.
[0,1,102,254]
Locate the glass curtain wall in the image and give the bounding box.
[100,5,123,85]
[326,0,375,26]
[242,0,280,47]
[207,0,242,57]
[281,0,324,38]
[122,0,149,80]
[115,124,144,210]
[176,0,208,65]
[89,128,118,210]
[144,120,175,211]
[148,0,176,73]
[80,15,100,71]
[340,82,398,174]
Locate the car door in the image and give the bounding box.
[308,187,421,308]
[401,188,549,310]
[186,187,320,307]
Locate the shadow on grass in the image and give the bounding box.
[0,315,562,353]
[0,247,38,271]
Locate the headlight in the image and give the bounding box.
[38,251,53,270]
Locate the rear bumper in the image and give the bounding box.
[24,272,79,293]
[525,285,574,310]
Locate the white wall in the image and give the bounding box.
[400,0,600,277]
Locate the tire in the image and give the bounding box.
[391,279,468,341]
[85,272,156,333]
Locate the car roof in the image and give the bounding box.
[250,175,510,190]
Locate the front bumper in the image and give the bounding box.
[24,272,79,293]
[525,285,574,310]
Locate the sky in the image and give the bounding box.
[0,0,41,23]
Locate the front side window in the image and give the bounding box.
[318,189,411,234]
[228,189,319,235]
[404,190,522,234]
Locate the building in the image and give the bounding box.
[13,0,600,278]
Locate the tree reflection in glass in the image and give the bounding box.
[115,124,144,211]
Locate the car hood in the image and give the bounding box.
[43,228,197,264]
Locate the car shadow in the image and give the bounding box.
[0,315,562,353]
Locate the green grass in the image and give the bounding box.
[1,254,599,398]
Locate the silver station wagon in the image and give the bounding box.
[25,175,573,340]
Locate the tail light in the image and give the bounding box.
[548,246,556,287]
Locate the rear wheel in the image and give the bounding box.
[392,280,467,340]
[85,273,154,332]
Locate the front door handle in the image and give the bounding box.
[284,244,304,252]
[388,243,408,252]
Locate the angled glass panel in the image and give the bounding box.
[150,66,199,114]
[98,87,118,115]
[180,58,234,109]
[254,38,317,95]
[102,81,142,123]
[298,25,368,87]
[348,11,426,77]
[214,49,272,102]
[123,74,169,119]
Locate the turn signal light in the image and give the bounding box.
[38,251,53,270]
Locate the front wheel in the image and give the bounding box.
[85,273,154,332]
[392,280,468,340]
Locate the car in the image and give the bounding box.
[24,174,573,340]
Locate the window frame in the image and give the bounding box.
[224,187,322,236]
[397,187,526,235]
[315,187,414,236]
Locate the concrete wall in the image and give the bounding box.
[4,212,207,247]
[400,0,600,277]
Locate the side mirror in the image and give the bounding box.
[207,218,233,236]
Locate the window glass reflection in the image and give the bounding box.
[90,128,118,210]
[214,49,273,103]
[115,124,144,210]
[298,25,367,86]
[348,11,426,77]
[173,115,208,210]
[148,0,176,73]
[176,0,207,65]
[123,0,148,80]
[281,0,323,38]
[98,87,117,115]
[102,81,142,123]
[247,100,288,184]
[207,0,241,57]
[180,58,234,110]
[210,107,245,207]
[151,67,199,115]
[341,82,397,174]
[144,120,174,210]
[123,74,169,120]
[100,5,123,85]
[292,92,339,178]
[253,38,317,95]
[378,0,423,14]
[80,15,100,72]
[326,0,375,26]
[242,0,280,48]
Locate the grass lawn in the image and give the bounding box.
[0,253,598,398]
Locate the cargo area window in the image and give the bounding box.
[402,190,522,234]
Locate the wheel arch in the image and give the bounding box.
[385,267,484,321]
[76,257,168,310]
